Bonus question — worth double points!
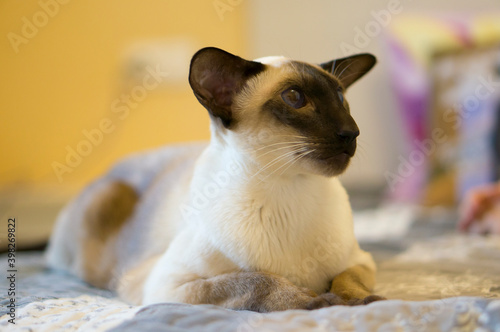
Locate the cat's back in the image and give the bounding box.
[46,142,207,276]
[112,142,208,268]
[107,142,208,194]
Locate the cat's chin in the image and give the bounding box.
[301,153,353,177]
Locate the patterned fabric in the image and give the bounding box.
[1,209,499,331]
[3,296,138,331]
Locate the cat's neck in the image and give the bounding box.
[196,136,345,243]
[203,135,327,194]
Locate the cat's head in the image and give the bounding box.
[189,47,376,177]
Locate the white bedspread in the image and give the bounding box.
[2,208,500,331]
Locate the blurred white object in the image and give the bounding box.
[353,204,416,241]
[122,38,195,87]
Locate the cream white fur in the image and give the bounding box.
[46,55,375,306]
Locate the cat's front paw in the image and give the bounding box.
[305,292,346,310]
[347,294,386,306]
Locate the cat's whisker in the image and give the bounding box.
[255,143,307,159]
[251,146,308,180]
[356,137,372,151]
[252,139,314,156]
[257,146,306,173]
[260,148,314,181]
[250,151,295,179]
[240,135,309,153]
[354,142,369,162]
[240,135,311,154]
[276,149,315,177]
[354,148,367,162]
[268,155,302,179]
[271,134,309,140]
[250,142,307,159]
[252,141,306,153]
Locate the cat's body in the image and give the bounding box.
[46,48,384,311]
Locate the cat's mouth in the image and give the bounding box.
[320,144,356,158]
[313,141,356,159]
[317,151,352,168]
[303,142,356,175]
[321,152,351,163]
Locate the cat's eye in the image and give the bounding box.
[281,87,306,109]
[337,88,344,104]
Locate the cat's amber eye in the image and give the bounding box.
[337,88,344,104]
[281,87,306,109]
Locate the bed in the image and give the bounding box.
[1,206,499,331]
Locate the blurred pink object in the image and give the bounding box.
[458,182,500,235]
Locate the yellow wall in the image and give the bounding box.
[0,0,247,190]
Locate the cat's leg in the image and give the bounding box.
[145,271,345,312]
[329,264,386,305]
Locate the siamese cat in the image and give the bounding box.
[46,47,385,312]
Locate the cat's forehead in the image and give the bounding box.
[253,55,290,67]
[254,56,340,89]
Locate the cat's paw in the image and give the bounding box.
[305,292,346,310]
[347,294,387,306]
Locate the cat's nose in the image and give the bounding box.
[337,129,359,144]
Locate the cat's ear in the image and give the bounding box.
[320,53,376,89]
[189,47,265,128]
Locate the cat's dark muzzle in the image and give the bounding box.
[316,139,357,159]
[305,139,355,172]
[343,140,357,157]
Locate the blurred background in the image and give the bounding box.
[1,0,500,250]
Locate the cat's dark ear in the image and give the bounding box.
[320,53,376,89]
[189,47,265,128]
